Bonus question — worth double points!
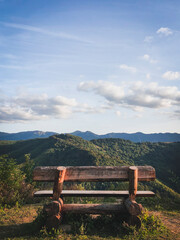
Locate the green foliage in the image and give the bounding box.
[92,139,180,193]
[0,204,176,240]
[121,211,171,240]
[137,180,180,211]
[0,155,33,207]
[0,135,115,167]
[23,154,35,183]
[38,211,170,240]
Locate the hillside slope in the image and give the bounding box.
[91,138,180,193]
[0,134,120,167]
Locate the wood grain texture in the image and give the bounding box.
[129,166,138,200]
[33,166,155,182]
[124,198,143,215]
[53,167,66,200]
[62,203,127,214]
[34,190,155,197]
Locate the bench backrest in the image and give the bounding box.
[33,166,155,182]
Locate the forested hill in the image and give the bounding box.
[91,138,180,193]
[0,134,179,194]
[0,134,115,167]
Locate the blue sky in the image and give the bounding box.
[0,0,180,134]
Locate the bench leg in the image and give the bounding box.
[124,198,143,216]
[123,166,142,228]
[43,198,63,230]
[124,214,141,229]
[53,167,66,200]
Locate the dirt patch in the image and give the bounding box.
[151,211,180,239]
[0,205,40,225]
[0,205,42,239]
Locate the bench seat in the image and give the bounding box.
[34,190,155,198]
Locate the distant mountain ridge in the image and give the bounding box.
[0,130,180,142]
[0,130,57,141]
[71,131,180,142]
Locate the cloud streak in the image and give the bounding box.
[119,64,137,73]
[0,22,91,43]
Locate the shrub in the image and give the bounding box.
[0,155,33,207]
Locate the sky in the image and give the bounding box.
[0,0,180,134]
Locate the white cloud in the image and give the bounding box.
[172,110,180,119]
[78,81,180,112]
[119,64,137,73]
[142,54,157,64]
[78,81,96,91]
[143,54,150,61]
[162,71,180,80]
[0,64,30,70]
[76,103,105,114]
[51,96,77,106]
[146,73,151,79]
[116,111,121,117]
[0,94,76,122]
[0,106,41,123]
[78,81,124,102]
[0,92,105,123]
[157,27,173,36]
[144,36,153,43]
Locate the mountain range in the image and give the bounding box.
[0,130,180,142]
[0,134,179,210]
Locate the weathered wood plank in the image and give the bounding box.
[34,190,155,197]
[33,166,155,182]
[62,203,127,214]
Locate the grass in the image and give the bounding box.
[0,203,175,240]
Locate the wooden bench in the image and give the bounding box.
[33,166,155,229]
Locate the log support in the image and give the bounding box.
[53,167,66,200]
[62,203,127,214]
[124,198,142,216]
[43,198,63,230]
[122,166,143,228]
[43,167,66,230]
[129,166,138,201]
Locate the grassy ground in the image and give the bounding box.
[0,204,179,240]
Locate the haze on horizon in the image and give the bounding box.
[0,0,180,134]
